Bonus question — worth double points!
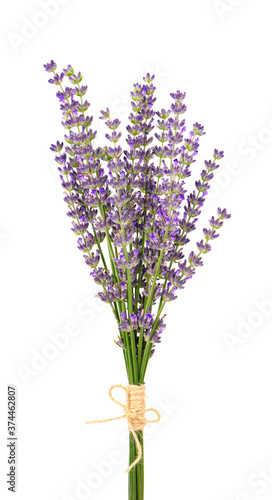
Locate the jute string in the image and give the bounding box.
[86,384,161,472]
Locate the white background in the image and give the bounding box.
[1,1,272,499]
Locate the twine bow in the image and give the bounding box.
[86,384,161,472]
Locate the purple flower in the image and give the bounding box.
[217,207,231,219]
[84,250,100,268]
[188,252,203,267]
[44,60,57,73]
[119,312,138,332]
[196,240,212,254]
[161,282,178,302]
[50,141,63,153]
[77,233,95,252]
[48,72,65,86]
[193,122,205,136]
[138,311,154,329]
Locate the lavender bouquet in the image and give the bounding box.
[44,60,230,500]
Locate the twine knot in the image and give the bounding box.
[86,384,161,472]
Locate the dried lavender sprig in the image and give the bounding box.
[154,146,223,318]
[139,206,231,382]
[53,76,122,325]
[47,63,135,378]
[100,110,140,383]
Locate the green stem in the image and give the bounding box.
[115,184,138,383]
[134,231,145,313]
[129,432,137,500]
[143,246,166,315]
[137,328,144,373]
[136,430,144,500]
